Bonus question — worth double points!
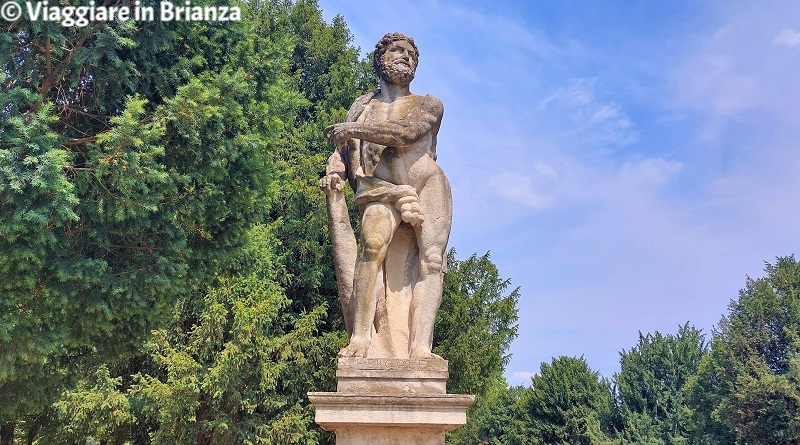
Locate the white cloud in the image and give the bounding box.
[543,78,594,108]
[589,105,628,127]
[445,5,558,59]
[542,78,638,147]
[532,160,559,180]
[488,170,556,210]
[670,5,800,126]
[773,28,800,47]
[618,158,683,188]
[511,371,536,383]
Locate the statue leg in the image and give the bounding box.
[339,201,401,357]
[409,173,452,359]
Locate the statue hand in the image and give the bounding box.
[324,123,355,148]
[395,194,424,226]
[320,173,345,195]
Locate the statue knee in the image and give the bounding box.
[420,248,444,274]
[362,236,387,262]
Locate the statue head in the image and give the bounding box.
[373,32,419,86]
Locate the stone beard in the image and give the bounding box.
[380,57,415,85]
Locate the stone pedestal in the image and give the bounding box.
[308,358,475,445]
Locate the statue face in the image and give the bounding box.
[380,39,417,86]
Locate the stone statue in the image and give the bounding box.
[320,32,452,360]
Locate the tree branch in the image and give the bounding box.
[63,136,98,147]
[37,32,91,104]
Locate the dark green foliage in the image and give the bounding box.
[2,17,277,431]
[435,250,520,396]
[437,250,520,445]
[615,324,707,444]
[128,225,332,445]
[448,379,528,445]
[519,356,615,445]
[0,102,79,425]
[14,2,800,445]
[443,257,798,445]
[1,0,362,442]
[725,257,800,376]
[44,226,343,444]
[685,256,800,445]
[268,0,374,329]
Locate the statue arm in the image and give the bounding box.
[325,95,443,148]
[321,89,376,189]
[325,146,348,179]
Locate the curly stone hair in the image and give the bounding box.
[373,32,419,75]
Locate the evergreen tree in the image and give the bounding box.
[685,256,800,445]
[48,225,337,445]
[2,4,279,439]
[435,250,520,396]
[436,250,520,445]
[518,356,615,445]
[615,324,707,444]
[269,0,374,329]
[0,0,363,441]
[448,379,528,445]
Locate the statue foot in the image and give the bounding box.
[338,342,368,358]
[409,347,442,360]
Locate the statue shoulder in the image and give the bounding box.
[345,88,380,122]
[421,94,444,118]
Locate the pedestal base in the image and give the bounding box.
[309,358,475,445]
[308,393,475,445]
[336,357,448,394]
[333,427,451,445]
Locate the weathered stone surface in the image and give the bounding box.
[330,428,449,445]
[320,32,452,360]
[336,357,448,394]
[308,392,475,445]
[312,32,472,445]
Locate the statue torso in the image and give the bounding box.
[358,94,440,190]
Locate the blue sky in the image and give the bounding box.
[317,0,800,383]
